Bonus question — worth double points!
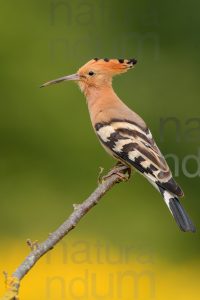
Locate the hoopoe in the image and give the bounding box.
[41,58,195,232]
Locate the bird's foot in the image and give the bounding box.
[98,162,131,184]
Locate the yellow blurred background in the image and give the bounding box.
[0,239,200,299]
[0,1,200,299]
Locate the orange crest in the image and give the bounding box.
[78,58,137,76]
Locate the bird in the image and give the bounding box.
[41,58,196,232]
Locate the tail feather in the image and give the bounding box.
[144,176,195,232]
[168,198,196,232]
[159,187,196,232]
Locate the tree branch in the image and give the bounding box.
[0,165,129,300]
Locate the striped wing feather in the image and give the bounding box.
[96,120,183,197]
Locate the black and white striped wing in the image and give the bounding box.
[95,119,183,197]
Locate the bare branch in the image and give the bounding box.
[0,164,130,300]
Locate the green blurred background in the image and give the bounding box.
[0,0,200,299]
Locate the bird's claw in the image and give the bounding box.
[98,162,131,184]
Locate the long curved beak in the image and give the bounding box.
[40,73,80,88]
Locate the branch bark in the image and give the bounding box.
[0,165,129,300]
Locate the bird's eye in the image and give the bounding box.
[88,71,95,76]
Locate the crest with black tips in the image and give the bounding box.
[128,58,137,65]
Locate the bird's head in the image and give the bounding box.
[41,58,137,93]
